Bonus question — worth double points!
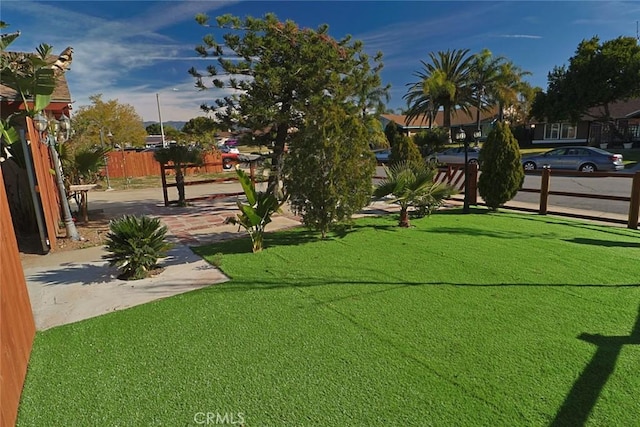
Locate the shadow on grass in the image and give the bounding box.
[551,304,640,427]
[193,222,401,256]
[565,237,640,248]
[197,276,640,294]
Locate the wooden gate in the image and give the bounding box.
[0,170,36,427]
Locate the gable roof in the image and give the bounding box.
[584,98,640,120]
[0,52,72,104]
[381,106,500,130]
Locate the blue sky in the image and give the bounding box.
[2,1,639,122]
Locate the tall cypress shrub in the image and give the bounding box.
[478,122,524,210]
[390,134,422,166]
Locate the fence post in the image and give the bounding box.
[468,163,478,205]
[160,163,169,207]
[539,167,550,215]
[627,171,640,229]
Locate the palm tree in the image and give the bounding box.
[492,61,532,122]
[373,161,454,227]
[404,49,475,141]
[468,48,507,132]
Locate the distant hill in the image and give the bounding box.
[143,121,186,131]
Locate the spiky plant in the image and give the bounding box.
[103,215,171,280]
[225,166,286,252]
[373,160,454,227]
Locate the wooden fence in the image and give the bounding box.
[26,118,62,251]
[161,157,256,206]
[0,170,36,427]
[518,168,640,229]
[104,151,226,179]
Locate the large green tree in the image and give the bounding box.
[531,36,640,123]
[72,94,147,151]
[284,101,375,238]
[404,49,475,141]
[189,13,388,193]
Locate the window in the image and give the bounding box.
[544,123,577,140]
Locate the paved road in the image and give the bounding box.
[513,171,639,216]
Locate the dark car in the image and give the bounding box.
[521,146,624,172]
[373,149,391,164]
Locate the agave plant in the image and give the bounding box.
[373,160,454,227]
[103,215,171,280]
[225,166,287,252]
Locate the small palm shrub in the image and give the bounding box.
[103,215,171,280]
[374,160,455,227]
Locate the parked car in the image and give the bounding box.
[219,144,240,154]
[428,146,481,165]
[373,149,391,164]
[521,146,624,172]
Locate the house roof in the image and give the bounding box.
[582,98,640,120]
[0,52,72,104]
[381,106,499,129]
[380,114,433,129]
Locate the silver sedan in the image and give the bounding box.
[428,146,481,165]
[521,146,624,172]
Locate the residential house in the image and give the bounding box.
[531,98,640,147]
[1,53,73,253]
[381,106,501,141]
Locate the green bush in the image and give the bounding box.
[478,122,524,210]
[390,134,422,166]
[103,215,171,280]
[373,160,454,227]
[413,128,449,156]
[225,167,286,252]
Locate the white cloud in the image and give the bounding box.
[498,35,543,39]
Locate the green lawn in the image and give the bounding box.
[18,209,640,426]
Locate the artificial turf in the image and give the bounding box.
[17,208,640,426]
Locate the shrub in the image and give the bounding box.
[225,167,286,252]
[478,122,524,210]
[285,104,374,238]
[103,215,171,280]
[413,128,449,157]
[390,134,422,166]
[373,160,454,227]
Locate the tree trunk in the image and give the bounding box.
[399,207,410,227]
[176,168,186,207]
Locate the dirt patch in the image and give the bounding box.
[18,211,112,257]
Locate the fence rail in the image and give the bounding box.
[160,158,258,206]
[516,168,640,229]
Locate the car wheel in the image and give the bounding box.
[580,163,596,172]
[223,158,234,170]
[523,161,536,171]
[468,158,478,165]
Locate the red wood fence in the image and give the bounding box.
[26,118,62,251]
[104,151,226,179]
[0,171,36,427]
